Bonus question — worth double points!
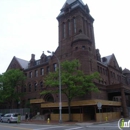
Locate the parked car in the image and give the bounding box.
[0,113,4,122]
[1,113,19,123]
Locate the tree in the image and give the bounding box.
[41,60,100,121]
[0,69,26,108]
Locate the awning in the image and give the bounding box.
[41,99,121,108]
[30,99,45,104]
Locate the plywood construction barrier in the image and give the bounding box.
[96,112,121,122]
[51,113,83,122]
[41,99,121,108]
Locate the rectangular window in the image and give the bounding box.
[29,84,31,92]
[36,60,40,65]
[68,20,71,36]
[63,23,66,38]
[86,21,89,37]
[82,17,86,34]
[29,72,32,78]
[24,86,26,92]
[110,71,113,77]
[73,18,76,33]
[100,67,102,73]
[41,68,44,75]
[34,83,37,91]
[40,81,43,89]
[53,63,57,71]
[97,66,100,72]
[47,66,50,74]
[90,61,92,71]
[35,70,38,77]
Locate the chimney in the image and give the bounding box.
[96,49,101,62]
[31,54,35,60]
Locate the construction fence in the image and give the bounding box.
[0,108,30,115]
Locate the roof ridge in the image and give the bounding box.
[15,57,29,69]
[15,56,29,62]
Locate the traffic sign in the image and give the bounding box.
[97,102,102,109]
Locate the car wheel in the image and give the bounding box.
[7,120,10,123]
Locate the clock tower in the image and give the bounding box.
[57,0,97,74]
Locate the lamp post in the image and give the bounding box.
[47,51,62,123]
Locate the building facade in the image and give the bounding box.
[6,0,130,121]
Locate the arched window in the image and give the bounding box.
[34,82,37,91]
[44,93,54,102]
[29,83,31,92]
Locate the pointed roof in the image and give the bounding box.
[101,54,121,71]
[101,55,112,66]
[6,56,29,72]
[57,0,90,18]
[123,68,130,74]
[15,57,29,69]
[61,0,84,9]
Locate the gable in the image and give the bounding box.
[108,54,120,70]
[6,57,23,71]
[7,56,29,72]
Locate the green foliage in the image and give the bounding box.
[41,60,100,100]
[0,69,26,104]
[41,59,100,121]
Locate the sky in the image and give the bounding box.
[0,0,130,74]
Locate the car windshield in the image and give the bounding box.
[13,114,18,117]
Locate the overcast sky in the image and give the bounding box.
[0,0,130,74]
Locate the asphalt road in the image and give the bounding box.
[0,119,130,130]
[0,123,83,130]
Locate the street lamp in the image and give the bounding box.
[47,51,62,123]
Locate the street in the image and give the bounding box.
[0,119,129,130]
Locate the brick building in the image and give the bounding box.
[6,0,130,121]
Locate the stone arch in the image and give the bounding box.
[44,93,54,102]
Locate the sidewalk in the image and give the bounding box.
[21,119,101,126]
[21,119,122,126]
[21,119,79,126]
[21,118,130,126]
